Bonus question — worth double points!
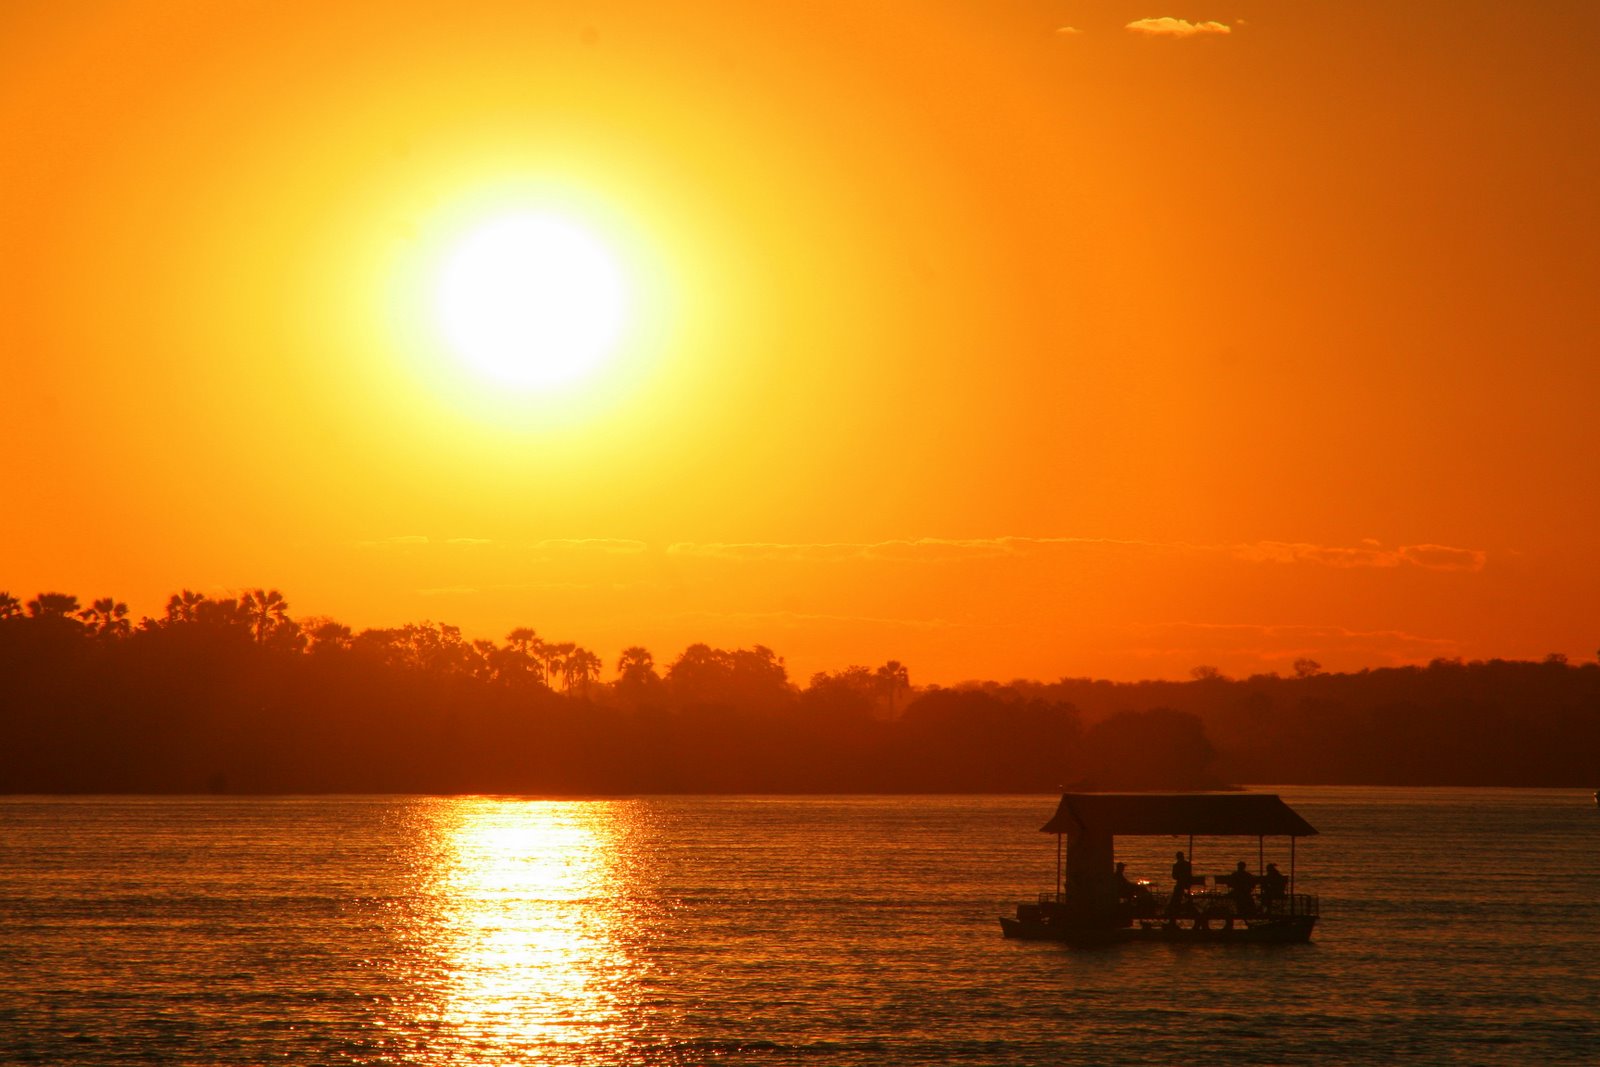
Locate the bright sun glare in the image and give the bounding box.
[435,213,629,389]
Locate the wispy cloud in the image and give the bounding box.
[355,534,492,549]
[531,538,649,555]
[1055,25,1083,36]
[354,534,431,548]
[675,608,962,631]
[1395,544,1487,571]
[1233,540,1487,572]
[355,535,645,555]
[1126,17,1231,37]
[1136,620,1463,666]
[666,535,1486,571]
[359,532,1485,573]
[666,536,1169,563]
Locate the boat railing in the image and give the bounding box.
[1263,893,1319,918]
[1116,888,1318,921]
[1031,888,1317,921]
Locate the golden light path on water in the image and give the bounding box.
[411,798,648,1064]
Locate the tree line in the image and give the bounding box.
[1,588,1595,793]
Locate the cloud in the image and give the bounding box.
[1232,540,1487,572]
[355,535,494,549]
[354,534,431,548]
[666,536,1172,563]
[676,608,961,631]
[355,535,650,556]
[531,538,649,555]
[666,535,1487,572]
[1125,17,1231,37]
[1055,25,1083,35]
[358,533,1485,574]
[1396,544,1488,571]
[1137,620,1463,667]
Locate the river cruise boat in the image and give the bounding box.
[999,792,1320,945]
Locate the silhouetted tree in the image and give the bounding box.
[666,643,793,714]
[895,687,1080,791]
[241,588,298,648]
[303,618,354,654]
[803,666,877,721]
[1293,658,1322,679]
[542,641,574,689]
[26,592,81,620]
[564,646,602,695]
[4,582,1598,794]
[163,589,208,625]
[78,597,130,639]
[875,659,910,718]
[503,627,546,687]
[615,646,663,707]
[1076,708,1220,790]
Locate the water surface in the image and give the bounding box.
[2,788,1596,1064]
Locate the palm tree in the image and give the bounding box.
[0,591,21,619]
[505,627,544,685]
[305,618,354,653]
[615,646,662,708]
[565,646,603,696]
[78,597,131,639]
[875,660,910,717]
[165,589,208,624]
[544,641,575,690]
[195,596,250,631]
[472,639,502,682]
[506,627,538,655]
[241,588,292,644]
[616,646,657,684]
[26,592,81,620]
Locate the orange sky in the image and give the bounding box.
[4,2,1597,684]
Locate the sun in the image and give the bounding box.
[434,212,629,389]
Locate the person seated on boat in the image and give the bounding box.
[1258,862,1287,911]
[1223,860,1257,915]
[1165,851,1195,915]
[1114,862,1137,904]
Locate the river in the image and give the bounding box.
[2,787,1596,1064]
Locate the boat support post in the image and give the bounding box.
[1056,832,1064,900]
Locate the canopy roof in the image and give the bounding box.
[1040,793,1317,837]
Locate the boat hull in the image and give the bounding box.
[999,912,1316,945]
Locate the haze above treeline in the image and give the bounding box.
[3,588,1596,794]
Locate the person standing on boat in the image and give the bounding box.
[1166,851,1194,914]
[1224,860,1257,915]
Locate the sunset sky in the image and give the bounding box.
[4,1,1596,684]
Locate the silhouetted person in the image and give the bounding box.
[1223,860,1256,914]
[1259,862,1287,911]
[1166,850,1194,915]
[1115,862,1136,904]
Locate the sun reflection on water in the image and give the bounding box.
[417,798,644,1063]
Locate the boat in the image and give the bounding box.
[999,792,1320,945]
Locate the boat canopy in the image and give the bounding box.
[1040,793,1317,838]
